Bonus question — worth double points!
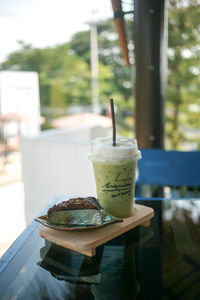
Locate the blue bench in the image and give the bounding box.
[136,149,200,197]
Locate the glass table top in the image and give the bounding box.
[1,198,200,300]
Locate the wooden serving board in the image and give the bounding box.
[39,204,154,257]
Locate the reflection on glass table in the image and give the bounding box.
[1,198,200,300]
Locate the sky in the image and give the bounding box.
[0,0,113,63]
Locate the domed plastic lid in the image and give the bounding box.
[89,136,141,162]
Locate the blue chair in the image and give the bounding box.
[136,149,200,197]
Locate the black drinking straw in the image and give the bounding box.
[110,98,116,146]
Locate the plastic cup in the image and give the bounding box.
[89,137,141,218]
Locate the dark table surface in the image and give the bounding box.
[1,197,200,300]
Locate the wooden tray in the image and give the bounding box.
[39,204,154,257]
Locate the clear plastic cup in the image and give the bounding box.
[89,137,141,218]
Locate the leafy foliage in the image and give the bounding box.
[1,19,133,122]
[167,0,200,149]
[0,3,199,149]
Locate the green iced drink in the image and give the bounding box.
[89,137,141,218]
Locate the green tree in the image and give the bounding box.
[2,7,199,149]
[167,0,200,149]
[1,18,134,126]
[98,19,133,103]
[70,19,134,106]
[1,42,92,115]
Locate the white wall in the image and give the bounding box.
[20,125,111,224]
[0,71,40,137]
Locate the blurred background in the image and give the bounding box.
[0,0,199,256]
